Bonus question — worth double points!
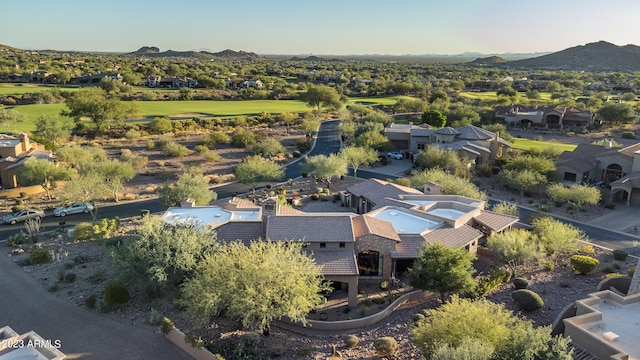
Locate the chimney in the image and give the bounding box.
[19,133,30,152]
[424,182,441,195]
[180,198,196,208]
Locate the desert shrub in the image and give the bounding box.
[629,267,636,277]
[413,313,426,323]
[380,280,389,290]
[269,342,285,356]
[242,332,261,346]
[512,277,529,290]
[84,294,97,308]
[104,237,124,247]
[343,334,359,348]
[621,131,636,139]
[475,268,510,297]
[7,231,28,246]
[124,128,141,140]
[29,250,51,265]
[74,222,95,241]
[145,139,155,150]
[580,245,595,255]
[150,117,174,134]
[612,250,629,261]
[394,177,412,187]
[373,337,398,358]
[185,334,204,349]
[104,280,130,306]
[203,151,221,162]
[511,289,544,311]
[231,128,256,148]
[64,273,76,283]
[93,217,120,243]
[160,317,175,334]
[148,309,163,325]
[122,193,137,201]
[162,141,190,157]
[121,149,148,169]
[543,260,555,271]
[194,144,208,155]
[570,255,599,275]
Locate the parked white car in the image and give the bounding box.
[3,209,45,225]
[53,202,94,217]
[386,152,403,160]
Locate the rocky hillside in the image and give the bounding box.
[469,55,508,65]
[507,41,640,71]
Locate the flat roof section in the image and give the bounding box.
[428,208,467,220]
[162,207,231,227]
[586,299,640,358]
[371,208,441,234]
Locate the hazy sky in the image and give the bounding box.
[3,0,640,55]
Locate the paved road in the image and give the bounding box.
[0,119,345,241]
[0,247,191,359]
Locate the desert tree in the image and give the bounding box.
[0,109,26,132]
[111,217,219,289]
[159,168,217,207]
[16,158,73,201]
[487,228,540,275]
[409,242,476,302]
[300,84,343,114]
[339,145,378,178]
[547,183,600,210]
[301,154,348,189]
[233,155,284,195]
[178,241,330,334]
[532,216,585,256]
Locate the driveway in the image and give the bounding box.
[0,253,191,360]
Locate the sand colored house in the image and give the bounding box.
[0,134,51,188]
[161,179,519,308]
[494,105,596,130]
[562,290,640,360]
[383,124,509,165]
[556,142,640,206]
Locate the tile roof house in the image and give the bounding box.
[556,141,640,206]
[494,105,596,130]
[161,179,519,308]
[384,124,510,165]
[0,134,51,188]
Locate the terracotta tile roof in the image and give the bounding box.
[309,250,358,276]
[347,179,423,206]
[276,206,305,215]
[393,234,426,258]
[422,224,483,249]
[352,215,400,241]
[215,222,263,245]
[266,215,355,243]
[473,210,519,232]
[209,197,261,211]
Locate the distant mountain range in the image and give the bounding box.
[125,46,264,60]
[2,41,640,70]
[501,41,640,71]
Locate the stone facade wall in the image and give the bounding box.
[355,234,397,279]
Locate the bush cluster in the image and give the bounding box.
[512,277,529,290]
[570,255,599,275]
[511,289,544,311]
[160,317,175,335]
[373,337,398,357]
[104,280,130,306]
[29,250,51,265]
[475,268,510,297]
[343,334,359,348]
[612,250,629,261]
